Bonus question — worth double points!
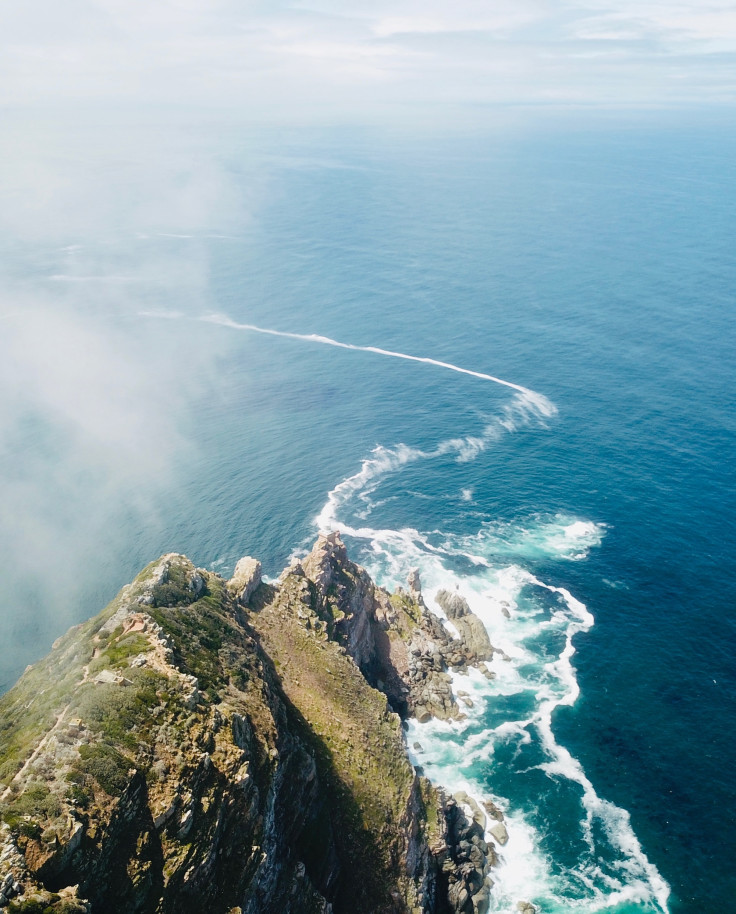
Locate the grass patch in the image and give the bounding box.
[251,574,417,910]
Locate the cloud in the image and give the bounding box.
[0,0,734,114]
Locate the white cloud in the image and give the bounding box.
[0,0,734,114]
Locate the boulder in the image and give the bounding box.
[472,884,491,914]
[489,822,509,846]
[453,615,493,662]
[483,799,504,822]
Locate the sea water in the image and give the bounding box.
[1,116,734,912]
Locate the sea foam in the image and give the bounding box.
[312,424,669,913]
[175,306,668,911]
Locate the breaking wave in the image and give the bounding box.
[311,412,670,914]
[142,305,668,912]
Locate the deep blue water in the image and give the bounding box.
[1,117,734,912]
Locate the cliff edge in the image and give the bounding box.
[0,534,502,914]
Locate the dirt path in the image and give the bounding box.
[0,653,98,802]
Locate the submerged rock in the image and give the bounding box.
[489,822,509,846]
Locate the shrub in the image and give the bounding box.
[1,781,62,827]
[70,743,131,796]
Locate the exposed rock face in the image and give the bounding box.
[0,535,503,914]
[301,531,380,675]
[440,794,495,914]
[435,589,470,620]
[227,556,262,605]
[407,569,425,607]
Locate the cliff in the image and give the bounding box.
[0,534,502,914]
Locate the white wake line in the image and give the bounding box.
[199,312,557,417]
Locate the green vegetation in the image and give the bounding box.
[418,776,443,844]
[149,575,252,701]
[152,561,201,609]
[74,669,165,750]
[69,743,131,797]
[95,630,150,669]
[0,557,174,786]
[0,624,95,783]
[7,897,87,914]
[251,571,418,911]
[389,590,423,636]
[1,781,62,833]
[0,546,441,914]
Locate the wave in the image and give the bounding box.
[141,305,667,910]
[312,441,670,913]
[401,540,668,914]
[315,391,556,539]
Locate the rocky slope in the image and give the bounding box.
[0,534,512,914]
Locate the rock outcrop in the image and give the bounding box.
[227,556,262,606]
[0,534,502,914]
[435,590,494,665]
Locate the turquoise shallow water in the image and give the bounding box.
[1,118,734,912]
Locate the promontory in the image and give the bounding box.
[0,533,515,914]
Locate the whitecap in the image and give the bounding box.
[292,344,669,912]
[323,501,668,912]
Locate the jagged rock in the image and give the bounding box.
[448,881,469,911]
[228,557,262,605]
[408,569,425,607]
[435,589,470,620]
[453,615,493,662]
[0,541,463,914]
[302,531,346,598]
[440,793,494,914]
[483,799,504,822]
[433,590,493,665]
[472,885,491,914]
[517,903,536,914]
[189,571,206,596]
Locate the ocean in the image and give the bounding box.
[1,115,734,912]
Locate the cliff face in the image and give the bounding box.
[0,534,500,914]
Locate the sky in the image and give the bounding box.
[2,0,736,118]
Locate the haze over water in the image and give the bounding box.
[1,117,735,912]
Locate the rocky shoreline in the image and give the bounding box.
[0,533,535,914]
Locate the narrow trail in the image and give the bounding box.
[0,653,98,801]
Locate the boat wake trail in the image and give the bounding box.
[141,305,668,912]
[197,311,557,420]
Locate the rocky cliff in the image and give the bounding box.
[0,534,507,914]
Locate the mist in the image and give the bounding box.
[0,118,263,688]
